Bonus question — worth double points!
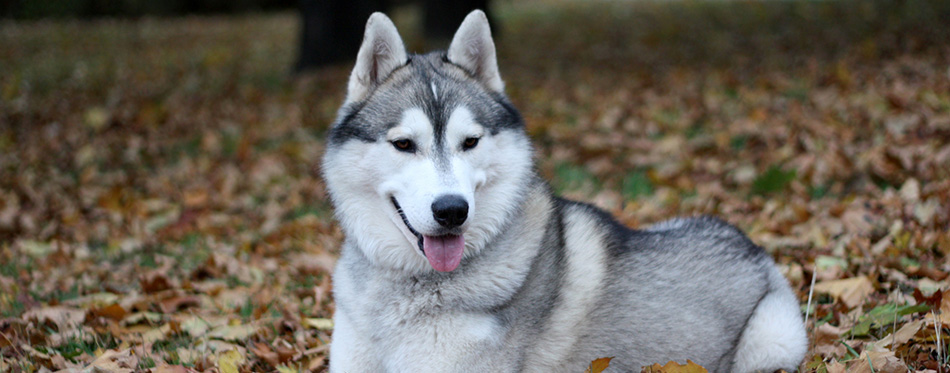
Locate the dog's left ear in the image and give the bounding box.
[447,10,504,93]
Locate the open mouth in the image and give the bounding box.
[390,196,466,272]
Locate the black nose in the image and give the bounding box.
[432,195,469,228]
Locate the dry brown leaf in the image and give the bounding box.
[207,323,261,341]
[158,295,202,314]
[846,350,904,373]
[877,319,924,348]
[141,272,174,294]
[826,360,847,373]
[249,342,281,367]
[143,323,174,344]
[151,365,198,373]
[275,344,297,364]
[641,359,707,373]
[85,348,138,373]
[87,303,128,322]
[22,306,86,331]
[814,323,848,357]
[814,276,874,308]
[940,289,950,315]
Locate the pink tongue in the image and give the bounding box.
[422,235,465,272]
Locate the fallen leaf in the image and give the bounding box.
[141,272,173,293]
[814,276,875,308]
[585,357,612,373]
[159,295,202,313]
[151,364,198,373]
[87,303,128,322]
[207,323,260,341]
[85,348,138,373]
[249,342,280,367]
[302,318,333,330]
[143,323,174,344]
[16,240,53,258]
[877,319,924,348]
[641,359,707,373]
[826,360,846,373]
[84,107,110,131]
[22,306,85,331]
[217,349,246,373]
[814,323,847,357]
[899,178,920,202]
[121,312,164,326]
[847,350,904,373]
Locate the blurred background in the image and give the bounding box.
[1,0,950,371]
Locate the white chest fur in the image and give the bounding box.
[330,256,511,372]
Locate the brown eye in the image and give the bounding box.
[462,137,479,150]
[392,139,415,152]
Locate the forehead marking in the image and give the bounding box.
[431,82,438,100]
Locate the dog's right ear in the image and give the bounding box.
[345,13,408,104]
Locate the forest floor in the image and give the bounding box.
[1,0,950,371]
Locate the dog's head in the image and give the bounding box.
[322,10,534,273]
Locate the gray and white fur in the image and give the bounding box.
[322,10,807,372]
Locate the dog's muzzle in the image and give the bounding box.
[390,196,424,253]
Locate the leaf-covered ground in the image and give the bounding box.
[2,1,950,371]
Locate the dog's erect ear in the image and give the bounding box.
[447,10,504,93]
[346,13,408,104]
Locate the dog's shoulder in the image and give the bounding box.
[554,198,768,265]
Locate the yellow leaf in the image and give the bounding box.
[16,240,53,258]
[84,107,110,131]
[276,365,298,373]
[585,357,612,373]
[207,323,260,341]
[641,359,708,373]
[217,349,245,373]
[143,323,173,344]
[303,318,334,330]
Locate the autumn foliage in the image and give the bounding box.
[2,0,950,371]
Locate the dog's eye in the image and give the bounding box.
[392,139,415,152]
[462,137,480,150]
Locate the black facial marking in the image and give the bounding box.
[391,196,425,253]
[329,103,377,144]
[328,52,525,147]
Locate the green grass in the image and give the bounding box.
[751,165,796,196]
[39,333,119,362]
[553,162,600,194]
[622,171,655,201]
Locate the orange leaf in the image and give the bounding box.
[87,303,128,321]
[585,357,613,373]
[249,342,280,367]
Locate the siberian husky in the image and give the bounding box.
[321,10,807,372]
